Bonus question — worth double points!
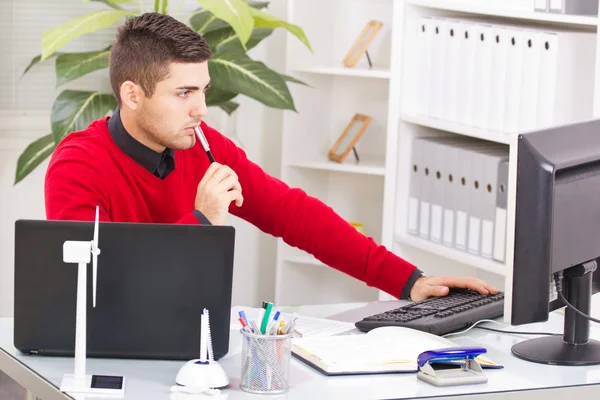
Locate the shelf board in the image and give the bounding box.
[407,0,598,27]
[401,114,513,144]
[407,0,599,26]
[283,255,325,267]
[396,232,506,276]
[292,66,392,79]
[287,158,386,176]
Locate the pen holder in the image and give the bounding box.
[240,329,292,394]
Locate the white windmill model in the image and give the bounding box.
[59,206,126,396]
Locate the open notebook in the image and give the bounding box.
[291,326,500,376]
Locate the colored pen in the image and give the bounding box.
[267,311,281,335]
[238,310,249,326]
[194,125,215,163]
[260,302,273,334]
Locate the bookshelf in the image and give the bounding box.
[393,0,600,300]
[275,0,600,306]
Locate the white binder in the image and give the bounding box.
[471,23,494,129]
[416,17,434,117]
[503,26,525,134]
[428,17,448,120]
[493,160,510,263]
[454,140,491,251]
[428,138,445,244]
[519,28,542,132]
[407,138,423,236]
[419,138,434,240]
[535,0,549,11]
[439,137,477,248]
[441,19,462,123]
[480,150,510,259]
[536,29,595,129]
[456,20,478,127]
[487,26,510,132]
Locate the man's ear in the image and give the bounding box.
[120,81,144,111]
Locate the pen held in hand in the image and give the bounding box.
[194,125,215,163]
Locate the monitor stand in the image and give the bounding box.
[511,261,600,366]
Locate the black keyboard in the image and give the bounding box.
[355,289,505,336]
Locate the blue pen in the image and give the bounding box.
[267,311,281,335]
[238,310,249,326]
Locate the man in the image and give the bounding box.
[45,12,497,302]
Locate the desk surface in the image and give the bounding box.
[2,301,600,400]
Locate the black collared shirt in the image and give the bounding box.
[108,107,175,179]
[107,107,211,225]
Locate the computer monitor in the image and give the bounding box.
[506,118,600,366]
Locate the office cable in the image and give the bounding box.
[442,319,556,338]
[553,273,600,324]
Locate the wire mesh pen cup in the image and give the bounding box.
[240,329,292,394]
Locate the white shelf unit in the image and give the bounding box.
[276,0,600,307]
[392,0,600,298]
[276,0,399,306]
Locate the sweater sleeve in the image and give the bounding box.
[203,123,422,299]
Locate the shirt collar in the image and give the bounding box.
[107,106,175,179]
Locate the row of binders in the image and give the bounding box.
[407,136,509,263]
[412,16,596,133]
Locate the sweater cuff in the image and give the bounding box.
[400,268,424,300]
[193,210,212,225]
[371,250,421,299]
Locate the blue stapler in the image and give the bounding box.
[417,347,488,387]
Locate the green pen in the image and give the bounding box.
[260,302,273,334]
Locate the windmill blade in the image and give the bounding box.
[92,205,100,308]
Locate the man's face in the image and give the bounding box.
[136,61,210,151]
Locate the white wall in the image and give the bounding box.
[0,0,288,316]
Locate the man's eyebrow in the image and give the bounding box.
[175,85,200,91]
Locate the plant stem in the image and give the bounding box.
[161,0,168,14]
[154,0,160,12]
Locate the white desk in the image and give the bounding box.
[2,301,600,400]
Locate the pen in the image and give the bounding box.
[260,302,273,334]
[267,311,281,335]
[238,310,249,326]
[194,125,215,163]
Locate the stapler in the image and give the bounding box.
[417,347,488,387]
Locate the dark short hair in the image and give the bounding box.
[109,12,212,104]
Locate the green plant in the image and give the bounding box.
[15,0,312,184]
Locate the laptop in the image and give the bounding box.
[13,220,235,361]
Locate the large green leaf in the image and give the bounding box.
[14,134,56,185]
[196,0,253,48]
[42,10,132,61]
[282,74,309,86]
[218,101,239,115]
[247,1,269,9]
[51,90,117,143]
[249,7,312,52]
[190,8,229,34]
[205,86,237,106]
[55,47,111,87]
[203,27,272,53]
[22,52,65,77]
[208,49,294,110]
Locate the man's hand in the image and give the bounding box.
[195,162,243,225]
[409,275,498,302]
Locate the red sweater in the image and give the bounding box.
[45,118,420,298]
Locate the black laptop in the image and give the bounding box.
[13,220,235,361]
